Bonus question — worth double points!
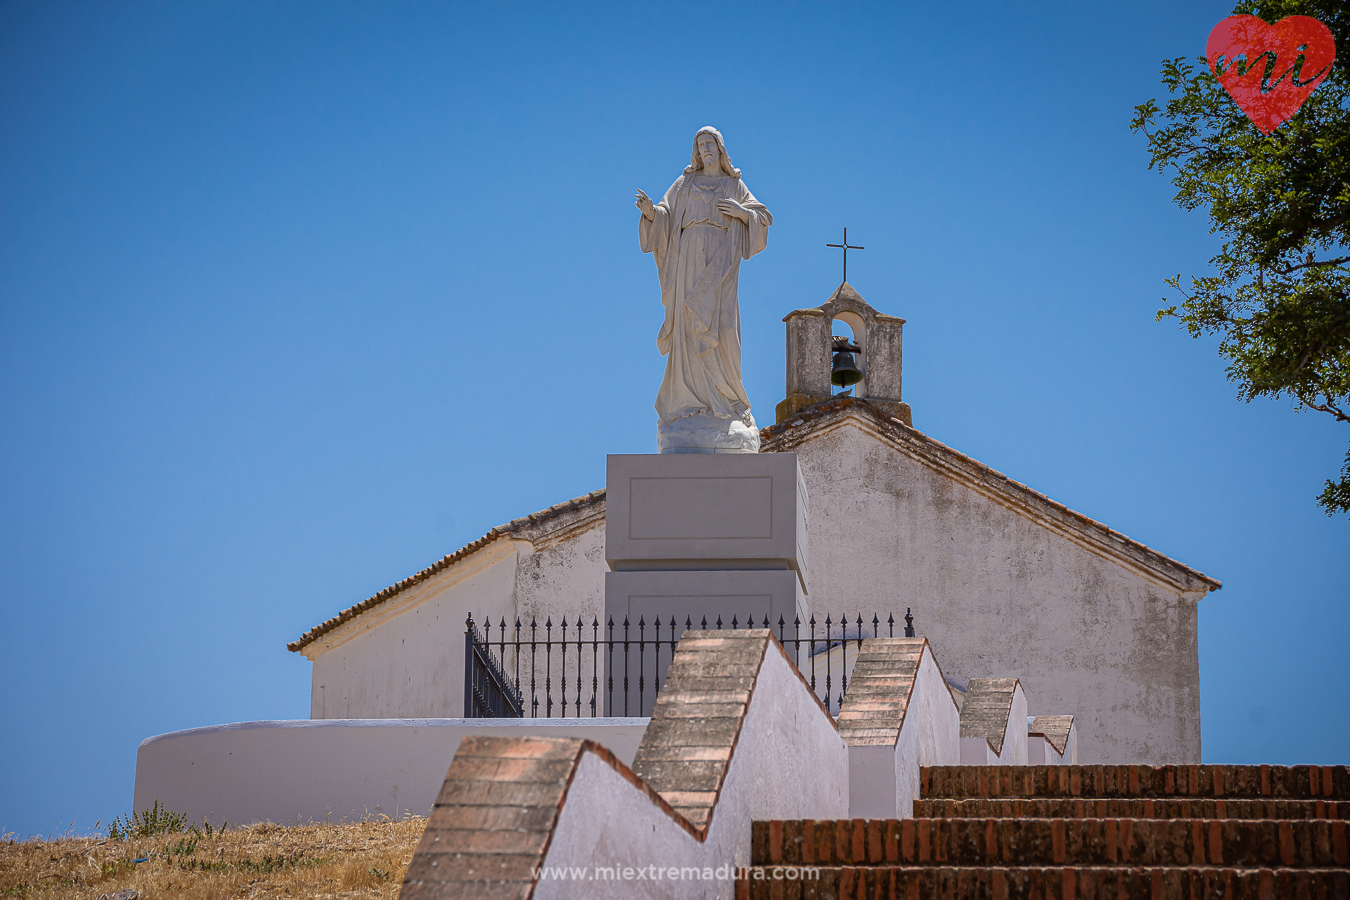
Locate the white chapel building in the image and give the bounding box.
[286,282,1219,766]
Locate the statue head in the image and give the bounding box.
[684,126,741,178]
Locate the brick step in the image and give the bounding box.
[733,866,1350,900]
[914,797,1350,820]
[751,818,1349,869]
[921,765,1349,801]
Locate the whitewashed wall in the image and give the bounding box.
[298,413,1209,763]
[535,639,849,900]
[532,753,709,900]
[302,516,608,720]
[784,421,1203,763]
[1006,683,1029,765]
[959,737,999,765]
[133,718,648,827]
[1028,720,1078,765]
[958,682,1027,765]
[890,644,961,816]
[846,642,961,820]
[488,522,609,719]
[1028,735,1055,765]
[515,520,607,628]
[305,540,523,719]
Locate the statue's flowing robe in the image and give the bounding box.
[639,173,771,425]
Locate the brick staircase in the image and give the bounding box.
[739,765,1349,899]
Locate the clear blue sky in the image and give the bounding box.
[2,2,1346,839]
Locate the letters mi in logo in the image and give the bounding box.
[1206,15,1336,134]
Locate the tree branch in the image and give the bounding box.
[1300,397,1350,425]
[1270,255,1350,275]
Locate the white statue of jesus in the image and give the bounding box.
[635,126,772,453]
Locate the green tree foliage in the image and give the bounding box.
[1131,0,1349,515]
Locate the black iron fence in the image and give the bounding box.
[464,615,524,718]
[463,609,916,719]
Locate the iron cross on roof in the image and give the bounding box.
[826,227,864,282]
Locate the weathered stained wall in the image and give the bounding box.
[307,540,522,719]
[298,405,1210,764]
[783,419,1203,765]
[305,514,608,720]
[515,513,607,627]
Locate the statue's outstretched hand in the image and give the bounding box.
[716,198,750,223]
[635,190,655,221]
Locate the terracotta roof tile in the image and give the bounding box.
[959,678,1022,756]
[632,630,772,834]
[287,489,605,653]
[403,735,697,899]
[836,638,929,747]
[1029,714,1075,755]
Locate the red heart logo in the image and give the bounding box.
[1206,15,1336,134]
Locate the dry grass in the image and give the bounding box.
[0,817,427,899]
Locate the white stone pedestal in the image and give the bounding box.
[604,453,810,714]
[605,452,809,586]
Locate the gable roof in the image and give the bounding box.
[836,638,959,748]
[289,397,1218,655]
[760,397,1221,596]
[287,489,605,654]
[1030,714,1075,755]
[959,677,1023,755]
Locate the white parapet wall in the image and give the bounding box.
[532,747,712,899]
[403,630,849,900]
[1028,733,1053,765]
[1028,714,1077,765]
[133,717,647,827]
[837,638,960,820]
[959,736,998,765]
[890,642,961,815]
[539,633,848,900]
[958,678,1027,765]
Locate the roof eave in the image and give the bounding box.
[286,489,606,655]
[761,398,1221,595]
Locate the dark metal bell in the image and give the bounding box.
[830,336,863,387]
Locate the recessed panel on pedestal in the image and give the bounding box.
[605,453,809,590]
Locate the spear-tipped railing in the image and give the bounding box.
[464,608,916,718]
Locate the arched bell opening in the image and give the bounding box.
[830,311,867,397]
[775,282,912,427]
